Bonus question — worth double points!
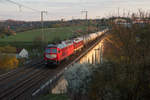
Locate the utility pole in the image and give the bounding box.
[81,10,89,33]
[19,5,22,12]
[81,9,89,46]
[96,16,101,31]
[123,8,125,17]
[118,7,120,18]
[72,16,74,20]
[81,10,88,20]
[41,11,48,43]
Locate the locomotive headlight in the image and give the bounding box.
[46,54,57,59]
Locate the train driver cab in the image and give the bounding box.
[44,44,59,65]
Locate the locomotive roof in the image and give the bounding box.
[73,37,83,43]
[47,40,73,49]
[47,44,58,48]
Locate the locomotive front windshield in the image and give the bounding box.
[45,48,57,53]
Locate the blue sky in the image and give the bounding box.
[0,0,150,21]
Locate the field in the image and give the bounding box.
[0,26,86,48]
[0,26,86,46]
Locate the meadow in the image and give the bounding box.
[0,26,86,43]
[0,25,87,48]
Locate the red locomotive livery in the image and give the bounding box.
[44,40,76,65]
[73,37,84,52]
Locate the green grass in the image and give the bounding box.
[0,26,86,43]
[39,94,69,100]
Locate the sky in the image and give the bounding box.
[0,0,150,21]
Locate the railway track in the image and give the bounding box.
[0,59,43,81]
[0,66,46,99]
[0,32,107,100]
[0,53,80,100]
[0,61,44,92]
[0,58,76,100]
[0,63,46,99]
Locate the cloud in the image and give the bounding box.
[0,0,150,20]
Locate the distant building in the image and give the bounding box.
[16,48,28,58]
[133,18,150,24]
[114,18,127,24]
[113,18,131,27]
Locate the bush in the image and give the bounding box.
[0,45,16,53]
[0,54,19,70]
[64,63,93,100]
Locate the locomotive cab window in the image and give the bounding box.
[45,48,51,53]
[51,49,57,53]
[45,48,57,53]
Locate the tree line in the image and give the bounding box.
[63,11,150,100]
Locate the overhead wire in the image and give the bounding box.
[5,0,40,12]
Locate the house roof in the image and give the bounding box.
[16,48,22,53]
[16,48,27,53]
[47,40,73,49]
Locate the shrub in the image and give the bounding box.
[0,45,16,53]
[0,54,19,70]
[64,63,93,100]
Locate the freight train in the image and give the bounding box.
[44,29,107,65]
